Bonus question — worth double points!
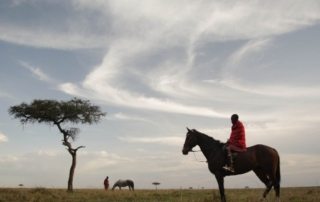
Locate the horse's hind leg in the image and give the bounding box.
[253,168,273,198]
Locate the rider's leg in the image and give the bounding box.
[223,146,234,172]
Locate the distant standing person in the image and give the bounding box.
[223,114,247,172]
[104,176,109,190]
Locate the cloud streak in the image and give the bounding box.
[1,1,319,50]
[118,136,184,146]
[0,132,8,143]
[227,38,272,66]
[77,150,133,173]
[19,61,53,83]
[54,1,320,116]
[107,112,155,124]
[206,79,320,98]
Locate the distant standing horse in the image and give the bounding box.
[182,128,280,202]
[112,179,134,191]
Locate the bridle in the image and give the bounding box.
[184,134,223,163]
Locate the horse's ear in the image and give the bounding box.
[186,127,191,132]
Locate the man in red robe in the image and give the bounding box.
[223,114,247,172]
[104,176,109,190]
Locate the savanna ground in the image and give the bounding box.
[0,187,319,202]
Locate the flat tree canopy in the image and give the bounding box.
[9,98,105,125]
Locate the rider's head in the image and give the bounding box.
[231,114,239,125]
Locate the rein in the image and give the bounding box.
[189,142,224,163]
[190,149,207,163]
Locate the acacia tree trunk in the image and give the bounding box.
[56,123,85,192]
[67,151,77,192]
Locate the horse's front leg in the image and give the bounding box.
[215,174,226,202]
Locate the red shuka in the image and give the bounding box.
[104,178,109,190]
[229,121,246,151]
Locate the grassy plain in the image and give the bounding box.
[0,187,319,202]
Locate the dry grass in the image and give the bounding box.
[0,187,319,202]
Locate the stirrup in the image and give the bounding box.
[222,165,235,173]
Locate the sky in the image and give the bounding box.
[0,0,320,189]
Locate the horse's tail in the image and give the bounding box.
[274,152,281,197]
[275,154,281,185]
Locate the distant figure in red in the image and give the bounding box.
[104,176,109,190]
[223,114,247,172]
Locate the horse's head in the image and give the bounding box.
[182,128,198,155]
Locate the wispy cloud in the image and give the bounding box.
[0,20,109,50]
[118,136,184,146]
[55,1,320,117]
[0,132,8,143]
[227,38,272,66]
[0,155,19,164]
[19,61,53,83]
[77,150,133,173]
[281,153,320,187]
[60,81,227,118]
[1,1,319,50]
[0,90,13,99]
[208,79,320,97]
[107,112,154,124]
[36,150,60,157]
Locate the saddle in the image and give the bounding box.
[223,144,244,161]
[231,152,239,160]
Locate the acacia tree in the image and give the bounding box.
[9,98,106,192]
[152,182,160,190]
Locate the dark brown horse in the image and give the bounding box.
[182,128,280,202]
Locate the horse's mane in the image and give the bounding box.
[191,129,225,148]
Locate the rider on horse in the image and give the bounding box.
[223,114,247,172]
